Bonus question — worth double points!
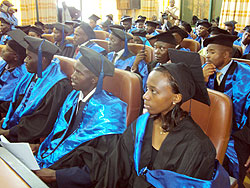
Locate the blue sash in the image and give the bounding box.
[36,89,127,168]
[1,58,67,129]
[134,113,230,188]
[0,60,27,101]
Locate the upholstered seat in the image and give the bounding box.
[41,34,54,43]
[94,30,109,40]
[181,38,200,52]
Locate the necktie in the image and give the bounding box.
[112,53,118,64]
[216,72,223,86]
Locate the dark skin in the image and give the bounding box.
[73,26,89,46]
[33,60,98,183]
[242,31,250,46]
[0,49,51,137]
[108,34,124,52]
[121,21,132,31]
[146,25,156,34]
[1,43,19,69]
[154,41,176,64]
[89,19,96,29]
[28,31,41,38]
[0,22,10,35]
[196,25,209,38]
[53,28,65,44]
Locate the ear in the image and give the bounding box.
[173,93,182,104]
[13,54,18,62]
[91,76,98,85]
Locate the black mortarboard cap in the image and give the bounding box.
[7,29,28,49]
[204,34,238,47]
[79,21,95,40]
[53,22,71,33]
[24,36,61,77]
[224,20,237,27]
[208,27,230,35]
[110,27,133,41]
[88,14,101,22]
[135,18,145,23]
[165,48,210,105]
[109,24,124,30]
[65,20,80,28]
[0,17,12,25]
[148,31,177,45]
[15,25,31,34]
[121,16,132,22]
[243,25,250,33]
[169,26,188,39]
[145,20,159,28]
[101,19,112,27]
[29,26,43,36]
[106,14,113,21]
[78,46,114,77]
[44,23,54,29]
[196,19,212,28]
[138,15,146,20]
[131,28,147,37]
[35,21,44,27]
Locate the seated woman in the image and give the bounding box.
[98,50,230,187]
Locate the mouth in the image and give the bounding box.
[144,103,150,109]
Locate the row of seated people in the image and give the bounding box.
[0,23,249,187]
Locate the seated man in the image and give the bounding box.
[73,21,106,59]
[120,16,136,33]
[0,30,27,108]
[239,26,250,59]
[147,31,177,72]
[107,28,148,92]
[0,35,72,143]
[34,46,127,188]
[169,26,190,51]
[179,20,194,39]
[202,34,250,187]
[28,26,43,38]
[135,16,146,29]
[195,19,211,49]
[0,17,12,45]
[145,21,159,36]
[65,21,79,37]
[224,20,239,36]
[88,14,103,31]
[53,22,75,58]
[100,19,112,33]
[131,28,152,47]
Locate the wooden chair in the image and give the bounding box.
[56,55,142,126]
[181,38,200,52]
[127,43,154,63]
[90,39,109,52]
[181,89,232,164]
[94,30,109,40]
[232,58,250,66]
[41,34,54,43]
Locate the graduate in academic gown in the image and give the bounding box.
[0,30,27,107]
[28,26,43,38]
[34,46,127,188]
[0,17,12,45]
[0,35,72,143]
[107,28,148,92]
[169,25,190,51]
[195,19,211,49]
[202,34,250,187]
[97,49,230,188]
[120,16,136,33]
[53,22,75,58]
[72,21,106,59]
[145,21,159,36]
[224,20,238,36]
[88,14,103,31]
[131,28,152,47]
[147,31,177,72]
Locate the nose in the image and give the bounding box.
[143,90,150,101]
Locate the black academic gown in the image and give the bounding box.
[56,40,75,58]
[8,78,72,143]
[98,116,216,188]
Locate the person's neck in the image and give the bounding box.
[7,61,19,69]
[115,47,124,53]
[217,59,231,70]
[82,85,96,97]
[201,33,209,39]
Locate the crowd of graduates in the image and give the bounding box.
[0,0,249,187]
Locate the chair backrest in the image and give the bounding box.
[156,29,164,34]
[42,34,55,43]
[56,55,142,126]
[66,36,74,44]
[90,39,109,52]
[181,38,200,52]
[127,43,154,63]
[232,58,250,66]
[94,30,109,40]
[181,89,232,164]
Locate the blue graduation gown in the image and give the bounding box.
[0,59,27,102]
[0,34,11,45]
[206,60,250,179]
[55,39,75,58]
[148,30,159,36]
[107,51,148,92]
[93,25,103,31]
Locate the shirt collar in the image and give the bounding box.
[216,60,233,76]
[78,87,96,103]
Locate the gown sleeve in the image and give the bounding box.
[9,79,72,143]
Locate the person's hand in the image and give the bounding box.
[131,50,147,72]
[245,156,250,174]
[0,128,9,137]
[34,168,56,183]
[202,63,216,82]
[30,144,40,154]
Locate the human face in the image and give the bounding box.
[196,25,209,37]
[136,22,144,29]
[73,27,88,46]
[242,31,250,46]
[133,36,143,44]
[28,31,41,38]
[24,50,38,73]
[143,70,177,115]
[89,19,96,29]
[71,60,96,92]
[172,33,182,44]
[122,21,131,31]
[169,0,175,7]
[225,25,233,34]
[206,44,227,69]
[108,34,123,52]
[0,22,10,35]
[1,44,17,63]
[154,41,173,64]
[145,25,155,34]
[53,28,63,42]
